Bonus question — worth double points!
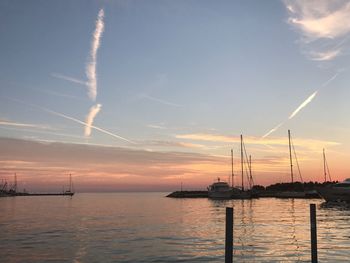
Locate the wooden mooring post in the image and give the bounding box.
[310,203,318,263]
[225,207,233,263]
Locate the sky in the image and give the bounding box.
[1,0,350,192]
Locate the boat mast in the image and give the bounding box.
[323,149,327,182]
[14,173,17,193]
[288,130,294,183]
[231,149,234,188]
[249,155,252,188]
[241,134,244,191]
[69,174,72,192]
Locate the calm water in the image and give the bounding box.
[1,193,350,262]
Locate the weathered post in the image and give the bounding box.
[225,207,233,263]
[310,203,318,263]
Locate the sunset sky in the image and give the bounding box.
[1,0,350,192]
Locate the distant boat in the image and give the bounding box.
[318,178,350,202]
[207,144,251,200]
[208,178,232,199]
[63,174,75,196]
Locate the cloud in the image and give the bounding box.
[176,133,339,151]
[1,137,345,191]
[85,104,102,137]
[86,9,105,101]
[0,120,51,130]
[138,140,206,149]
[147,124,167,130]
[51,73,87,86]
[286,1,350,39]
[0,137,228,191]
[310,49,341,61]
[288,91,318,119]
[284,0,350,61]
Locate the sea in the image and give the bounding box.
[1,193,350,262]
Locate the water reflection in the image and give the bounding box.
[1,194,350,262]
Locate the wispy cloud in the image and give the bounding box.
[284,0,350,61]
[0,120,47,129]
[140,94,183,108]
[51,73,87,86]
[138,140,206,149]
[86,9,105,101]
[285,1,350,40]
[85,104,102,137]
[310,49,341,61]
[176,133,339,152]
[0,125,83,140]
[147,124,167,130]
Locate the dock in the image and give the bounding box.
[166,191,208,198]
[166,190,322,199]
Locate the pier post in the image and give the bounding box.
[310,204,318,263]
[225,207,233,263]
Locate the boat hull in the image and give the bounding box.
[318,188,350,202]
[208,190,232,199]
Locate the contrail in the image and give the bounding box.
[86,8,104,101]
[5,97,135,144]
[51,73,87,86]
[43,107,135,144]
[262,72,339,138]
[85,104,102,137]
[262,122,284,138]
[140,94,183,107]
[288,91,318,120]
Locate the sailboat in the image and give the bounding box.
[318,149,350,202]
[63,174,75,196]
[231,135,251,199]
[276,130,306,198]
[208,150,235,199]
[208,139,251,200]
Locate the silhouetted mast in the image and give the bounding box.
[249,155,252,187]
[14,173,17,193]
[69,174,72,192]
[231,149,234,188]
[241,135,244,191]
[288,130,294,183]
[323,149,327,182]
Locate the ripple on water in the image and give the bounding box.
[1,194,350,262]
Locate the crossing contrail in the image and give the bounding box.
[85,104,102,137]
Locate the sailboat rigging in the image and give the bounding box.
[323,149,332,182]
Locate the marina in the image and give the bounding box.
[0,174,75,197]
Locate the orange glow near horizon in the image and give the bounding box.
[0,136,348,192]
